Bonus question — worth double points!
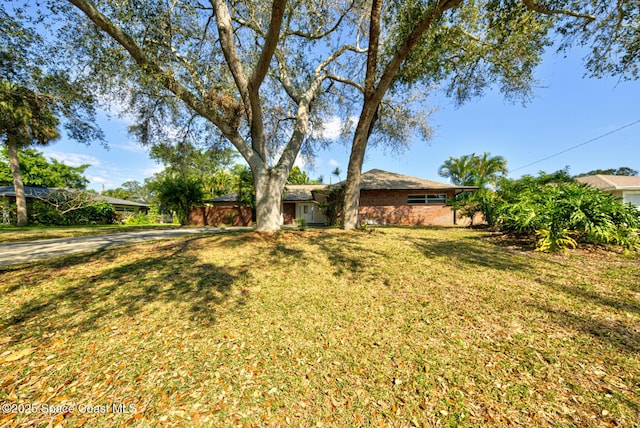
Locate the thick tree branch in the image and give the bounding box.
[284,0,354,40]
[327,74,365,92]
[522,0,596,21]
[372,0,462,108]
[250,0,287,90]
[274,51,301,103]
[365,0,382,100]
[210,0,252,120]
[67,0,252,159]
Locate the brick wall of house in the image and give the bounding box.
[358,189,458,226]
[188,206,253,226]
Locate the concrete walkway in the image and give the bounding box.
[0,227,251,267]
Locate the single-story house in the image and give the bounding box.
[197,169,477,226]
[575,175,640,208]
[0,186,150,213]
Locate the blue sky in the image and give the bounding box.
[42,47,639,191]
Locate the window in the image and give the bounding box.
[407,194,446,205]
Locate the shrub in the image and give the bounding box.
[151,175,204,225]
[123,211,154,225]
[295,217,306,231]
[27,198,116,225]
[496,180,639,252]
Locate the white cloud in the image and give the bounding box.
[329,158,340,167]
[113,142,147,153]
[89,176,107,184]
[143,164,165,176]
[44,150,102,167]
[294,155,307,169]
[311,115,357,141]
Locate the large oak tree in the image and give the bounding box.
[337,0,639,229]
[49,0,361,231]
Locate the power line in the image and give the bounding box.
[511,118,640,173]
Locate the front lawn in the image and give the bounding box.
[0,224,182,244]
[1,228,638,426]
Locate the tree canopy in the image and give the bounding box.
[1,5,103,225]
[7,0,638,230]
[439,153,508,187]
[0,147,89,189]
[287,166,320,185]
[339,0,640,229]
[575,167,639,177]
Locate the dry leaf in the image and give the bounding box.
[1,348,34,363]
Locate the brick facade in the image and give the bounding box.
[358,189,458,226]
[188,206,253,226]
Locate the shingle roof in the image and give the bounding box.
[575,175,640,190]
[337,169,476,191]
[208,169,476,204]
[209,192,239,203]
[283,185,327,201]
[97,195,149,207]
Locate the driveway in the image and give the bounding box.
[0,227,250,267]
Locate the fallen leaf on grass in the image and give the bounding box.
[0,348,34,363]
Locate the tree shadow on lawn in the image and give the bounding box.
[408,235,533,272]
[2,236,249,342]
[537,277,640,317]
[528,302,640,355]
[305,233,390,277]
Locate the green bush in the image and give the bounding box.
[27,199,116,225]
[150,175,204,226]
[295,217,307,231]
[28,200,64,225]
[123,211,154,225]
[495,180,639,252]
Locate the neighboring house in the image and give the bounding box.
[196,169,477,226]
[0,186,150,213]
[575,175,640,208]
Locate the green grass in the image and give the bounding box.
[1,227,638,426]
[0,224,182,244]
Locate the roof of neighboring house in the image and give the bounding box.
[97,195,149,207]
[0,186,52,199]
[575,175,640,191]
[0,186,149,208]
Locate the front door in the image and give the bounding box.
[299,203,315,224]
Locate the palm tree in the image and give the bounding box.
[473,152,508,187]
[438,152,508,226]
[332,167,341,183]
[0,81,60,225]
[438,153,478,186]
[438,152,507,187]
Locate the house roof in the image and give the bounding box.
[209,192,240,203]
[283,185,327,201]
[575,175,640,191]
[0,186,149,207]
[96,195,149,207]
[208,169,477,204]
[336,169,478,191]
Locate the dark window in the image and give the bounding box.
[407,194,446,205]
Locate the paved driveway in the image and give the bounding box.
[0,227,250,267]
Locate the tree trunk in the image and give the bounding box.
[7,140,28,226]
[343,106,378,230]
[253,167,287,232]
